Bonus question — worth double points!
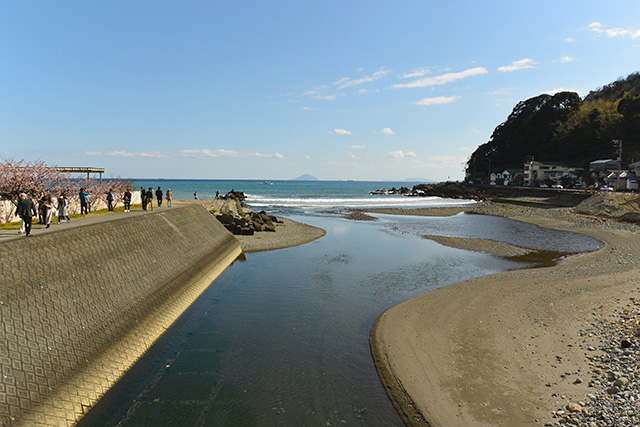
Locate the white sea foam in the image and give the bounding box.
[246,194,476,211]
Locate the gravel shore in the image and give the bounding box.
[370,202,640,426]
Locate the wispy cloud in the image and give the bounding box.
[180,149,284,159]
[559,56,574,63]
[392,67,488,89]
[329,129,352,135]
[565,37,575,43]
[402,67,431,79]
[415,95,459,106]
[86,150,167,158]
[589,22,640,39]
[387,150,417,159]
[301,106,320,111]
[337,68,390,89]
[382,127,395,135]
[314,94,337,101]
[497,58,537,72]
[350,145,365,149]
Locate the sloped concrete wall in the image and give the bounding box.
[0,205,242,426]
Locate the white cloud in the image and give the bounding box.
[180,149,284,159]
[589,22,640,39]
[349,153,359,160]
[301,106,320,111]
[314,94,337,101]
[382,127,395,135]
[560,56,574,63]
[460,146,473,151]
[350,145,366,149]
[333,77,350,86]
[565,37,575,42]
[392,67,488,89]
[338,68,390,89]
[402,68,431,79]
[415,95,459,106]
[497,58,537,72]
[387,150,417,159]
[544,87,575,95]
[86,150,167,158]
[329,129,352,135]
[304,155,311,160]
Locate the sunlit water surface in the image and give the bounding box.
[80,213,602,426]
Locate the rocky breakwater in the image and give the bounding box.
[211,192,282,235]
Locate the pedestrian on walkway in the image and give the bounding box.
[123,188,132,212]
[166,188,172,207]
[79,188,89,215]
[57,193,70,223]
[194,191,198,200]
[141,187,147,211]
[156,187,163,207]
[15,193,36,236]
[38,192,46,223]
[106,189,115,211]
[43,195,54,228]
[146,187,154,211]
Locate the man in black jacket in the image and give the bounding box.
[156,187,163,207]
[15,193,37,236]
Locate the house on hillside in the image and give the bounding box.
[524,161,576,186]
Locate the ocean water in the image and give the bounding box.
[131,179,476,214]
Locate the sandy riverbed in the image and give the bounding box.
[369,203,640,426]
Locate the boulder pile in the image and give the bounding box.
[211,196,282,236]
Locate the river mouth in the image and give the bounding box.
[79,214,602,426]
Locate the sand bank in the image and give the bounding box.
[371,204,640,426]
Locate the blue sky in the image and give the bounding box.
[2,1,640,181]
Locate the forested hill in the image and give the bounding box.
[467,72,640,181]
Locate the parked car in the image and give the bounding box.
[599,186,615,192]
[551,184,563,189]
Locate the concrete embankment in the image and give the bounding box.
[0,205,241,426]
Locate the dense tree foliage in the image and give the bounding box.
[467,72,640,181]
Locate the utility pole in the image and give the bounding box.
[613,140,622,190]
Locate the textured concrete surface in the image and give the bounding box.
[0,205,242,426]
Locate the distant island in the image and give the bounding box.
[291,174,318,181]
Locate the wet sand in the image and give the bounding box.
[370,204,640,426]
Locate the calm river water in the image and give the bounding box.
[80,212,602,426]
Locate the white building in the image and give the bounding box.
[524,161,574,186]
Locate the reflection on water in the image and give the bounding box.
[79,214,601,426]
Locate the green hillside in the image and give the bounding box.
[467,72,640,182]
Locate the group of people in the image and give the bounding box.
[15,192,71,236]
[13,186,174,237]
[141,186,172,211]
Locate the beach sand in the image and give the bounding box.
[370,204,640,426]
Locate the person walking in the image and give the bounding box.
[106,189,115,211]
[146,187,154,211]
[15,193,36,236]
[38,192,46,223]
[57,193,70,223]
[156,187,163,207]
[79,188,89,215]
[141,187,147,211]
[166,188,172,207]
[43,195,54,228]
[194,191,198,200]
[123,188,132,212]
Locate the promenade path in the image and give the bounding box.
[0,204,171,243]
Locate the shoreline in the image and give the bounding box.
[369,203,640,426]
